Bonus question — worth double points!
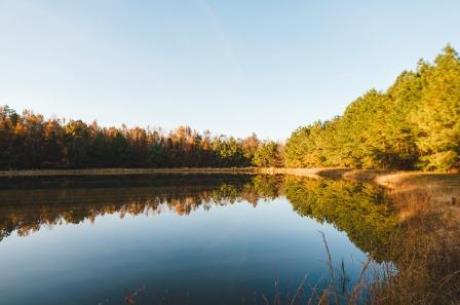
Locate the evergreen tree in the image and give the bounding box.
[253,141,281,167]
[285,45,460,172]
[414,46,460,171]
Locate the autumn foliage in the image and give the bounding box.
[0,108,283,169]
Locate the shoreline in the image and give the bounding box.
[1,167,458,199]
[2,167,457,225]
[0,166,456,181]
[0,167,327,178]
[0,167,260,177]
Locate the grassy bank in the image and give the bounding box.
[0,167,260,177]
[277,167,460,206]
[0,167,324,178]
[2,167,458,190]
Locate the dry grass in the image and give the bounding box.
[258,226,459,305]
[369,213,460,305]
[0,167,260,177]
[378,172,460,225]
[376,172,460,201]
[257,176,460,305]
[0,167,323,178]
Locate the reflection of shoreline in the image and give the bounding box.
[1,174,456,263]
[0,176,395,259]
[0,175,281,240]
[2,168,458,207]
[2,174,458,303]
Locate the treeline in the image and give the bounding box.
[285,46,460,172]
[3,46,459,172]
[0,106,282,170]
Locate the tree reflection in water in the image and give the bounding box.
[1,174,458,304]
[0,174,397,262]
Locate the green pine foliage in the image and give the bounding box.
[285,45,460,172]
[253,141,282,167]
[415,46,460,171]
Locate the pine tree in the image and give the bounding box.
[414,46,460,171]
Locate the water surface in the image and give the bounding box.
[0,175,395,305]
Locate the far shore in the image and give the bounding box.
[0,167,458,183]
[1,167,459,195]
[1,166,459,219]
[0,167,332,178]
[0,167,261,177]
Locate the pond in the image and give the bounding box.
[0,175,397,305]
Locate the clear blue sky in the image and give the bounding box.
[1,0,459,139]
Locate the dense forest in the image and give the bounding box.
[285,46,460,172]
[0,105,282,169]
[1,46,459,171]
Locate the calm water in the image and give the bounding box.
[0,175,396,305]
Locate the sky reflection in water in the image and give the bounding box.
[0,175,392,305]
